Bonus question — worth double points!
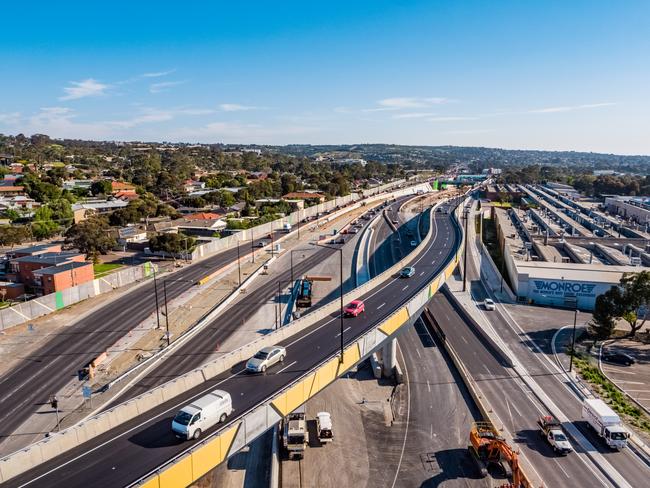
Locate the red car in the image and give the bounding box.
[344,300,365,317]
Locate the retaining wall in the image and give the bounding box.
[0,180,435,484]
[0,262,156,331]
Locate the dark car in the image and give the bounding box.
[602,351,635,366]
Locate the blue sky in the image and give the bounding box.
[1,0,649,154]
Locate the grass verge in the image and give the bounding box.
[94,263,123,278]
[571,351,650,434]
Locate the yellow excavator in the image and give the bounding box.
[468,421,535,488]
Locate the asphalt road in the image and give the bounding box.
[0,228,294,442]
[6,199,463,488]
[368,199,487,487]
[468,224,650,486]
[106,198,409,405]
[426,292,614,487]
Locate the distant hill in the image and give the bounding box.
[275,144,650,173]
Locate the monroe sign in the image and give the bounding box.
[532,280,598,297]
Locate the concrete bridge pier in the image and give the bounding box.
[382,338,398,378]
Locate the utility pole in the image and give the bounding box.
[277,281,282,329]
[163,280,170,346]
[463,210,469,292]
[569,307,579,372]
[316,243,344,362]
[236,241,242,287]
[153,268,161,330]
[250,230,255,263]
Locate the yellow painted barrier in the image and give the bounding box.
[191,425,238,480]
[138,476,160,488]
[378,307,409,337]
[159,455,193,488]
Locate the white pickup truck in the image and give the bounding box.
[582,399,629,449]
[538,415,572,455]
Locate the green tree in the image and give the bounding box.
[91,180,113,196]
[589,272,650,340]
[0,225,32,247]
[48,199,73,227]
[31,205,59,239]
[65,216,116,256]
[149,233,196,257]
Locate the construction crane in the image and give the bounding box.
[468,421,535,488]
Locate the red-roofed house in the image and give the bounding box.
[185,212,226,220]
[111,181,137,197]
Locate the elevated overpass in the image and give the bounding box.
[1,196,466,488]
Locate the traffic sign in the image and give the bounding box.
[82,386,92,399]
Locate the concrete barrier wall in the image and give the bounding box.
[0,262,156,332]
[0,182,435,484]
[129,193,464,488]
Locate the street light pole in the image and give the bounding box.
[316,243,344,363]
[569,307,578,372]
[462,210,469,292]
[277,281,281,329]
[236,241,242,287]
[153,268,161,330]
[163,280,170,347]
[250,230,255,264]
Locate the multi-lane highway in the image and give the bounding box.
[6,199,462,487]
[106,198,409,405]
[0,228,291,443]
[431,199,650,487]
[367,199,485,486]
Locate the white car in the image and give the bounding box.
[246,345,286,373]
[484,298,496,310]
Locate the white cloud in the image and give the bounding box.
[392,112,437,119]
[0,112,21,125]
[529,102,616,114]
[109,109,174,129]
[219,103,262,112]
[149,80,187,93]
[141,69,176,78]
[60,79,110,101]
[426,116,479,122]
[376,97,452,110]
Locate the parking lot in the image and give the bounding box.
[600,340,650,411]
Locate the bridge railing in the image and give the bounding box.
[127,197,466,488]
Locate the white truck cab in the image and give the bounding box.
[172,389,233,440]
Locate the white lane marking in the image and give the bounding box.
[275,360,297,375]
[391,343,410,488]
[426,380,431,392]
[377,302,385,309]
[419,271,425,276]
[335,326,352,338]
[402,285,409,291]
[602,367,636,375]
[613,380,643,385]
[554,459,570,478]
[16,367,246,487]
[505,399,515,429]
[460,335,468,344]
[415,349,421,358]
[21,199,453,486]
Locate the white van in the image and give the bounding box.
[172,389,233,440]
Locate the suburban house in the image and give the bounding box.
[72,199,129,223]
[6,248,94,296]
[0,186,25,197]
[116,226,148,245]
[111,181,137,198]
